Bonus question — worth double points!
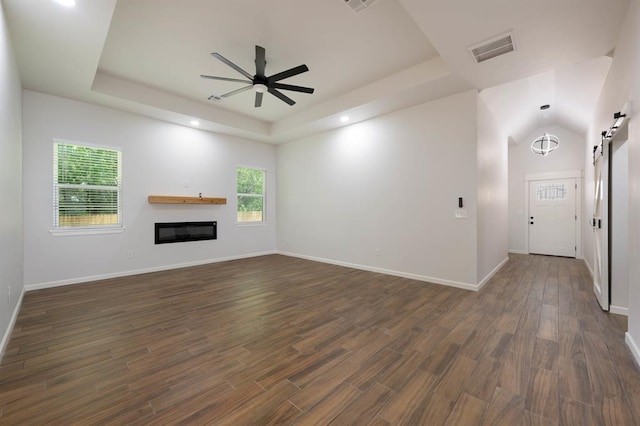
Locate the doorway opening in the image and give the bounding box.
[594,124,629,314]
[609,138,629,314]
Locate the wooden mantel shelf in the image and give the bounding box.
[148,195,227,205]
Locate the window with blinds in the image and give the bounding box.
[237,166,265,223]
[53,141,123,230]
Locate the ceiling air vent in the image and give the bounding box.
[344,0,377,13]
[468,32,516,64]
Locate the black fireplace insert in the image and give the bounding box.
[155,221,217,244]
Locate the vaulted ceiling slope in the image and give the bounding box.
[3,0,630,144]
[480,56,613,146]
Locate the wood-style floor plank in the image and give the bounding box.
[481,386,525,425]
[1,253,639,424]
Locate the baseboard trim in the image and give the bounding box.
[24,251,278,292]
[610,305,629,316]
[277,251,479,291]
[626,332,640,369]
[0,286,25,361]
[508,249,528,255]
[477,257,509,291]
[583,258,595,279]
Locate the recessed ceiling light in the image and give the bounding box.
[340,116,350,123]
[53,0,76,7]
[190,120,200,126]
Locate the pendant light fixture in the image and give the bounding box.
[531,133,559,156]
[531,104,559,156]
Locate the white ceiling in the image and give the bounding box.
[480,56,613,146]
[2,0,630,144]
[99,0,437,122]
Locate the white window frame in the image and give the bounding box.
[236,166,266,225]
[51,140,124,236]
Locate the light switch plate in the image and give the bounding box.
[455,209,467,219]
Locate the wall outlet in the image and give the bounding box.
[375,248,380,257]
[7,285,10,301]
[127,250,134,258]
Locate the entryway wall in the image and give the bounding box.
[508,124,586,254]
[581,0,639,366]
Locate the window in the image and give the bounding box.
[237,167,265,223]
[537,183,567,201]
[53,141,123,232]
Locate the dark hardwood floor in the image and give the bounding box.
[1,254,639,424]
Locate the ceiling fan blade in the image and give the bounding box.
[255,45,266,77]
[267,64,309,83]
[271,83,314,94]
[200,75,252,84]
[255,92,263,108]
[268,88,295,106]
[211,52,253,80]
[221,85,253,98]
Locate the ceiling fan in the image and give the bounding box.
[201,45,314,107]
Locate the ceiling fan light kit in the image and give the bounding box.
[253,83,267,93]
[200,45,314,108]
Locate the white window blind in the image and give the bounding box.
[53,141,123,230]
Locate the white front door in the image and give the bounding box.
[528,178,577,257]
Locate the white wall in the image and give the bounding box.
[584,0,640,362]
[22,91,277,288]
[0,0,23,356]
[277,90,482,288]
[476,96,508,283]
[611,139,629,311]
[508,125,585,253]
[627,0,640,355]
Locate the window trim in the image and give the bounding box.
[51,139,124,236]
[236,166,267,225]
[50,227,125,237]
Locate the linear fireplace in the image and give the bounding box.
[154,221,217,244]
